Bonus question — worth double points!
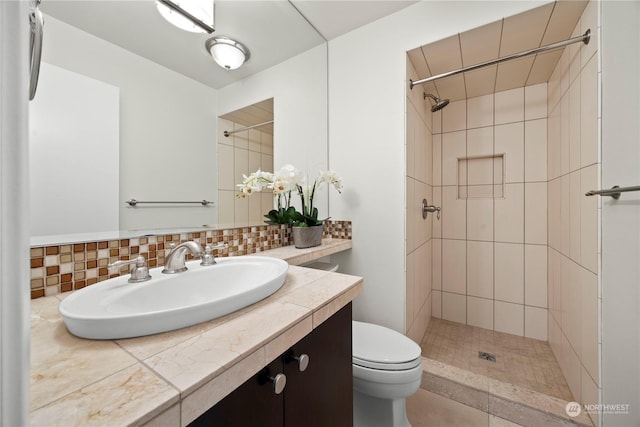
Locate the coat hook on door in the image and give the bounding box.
[422,199,440,220]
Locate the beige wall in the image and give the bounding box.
[547,1,599,422]
[217,118,274,228]
[429,83,548,341]
[405,57,434,342]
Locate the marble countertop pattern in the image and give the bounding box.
[30,239,360,426]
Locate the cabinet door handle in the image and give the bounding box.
[268,373,287,395]
[291,353,310,372]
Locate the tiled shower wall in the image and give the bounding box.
[217,118,274,227]
[405,57,433,342]
[431,83,549,341]
[30,221,352,299]
[547,1,600,420]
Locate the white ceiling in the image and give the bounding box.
[40,0,414,90]
[407,0,588,102]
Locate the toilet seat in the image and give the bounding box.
[352,321,422,371]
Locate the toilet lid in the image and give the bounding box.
[352,321,422,370]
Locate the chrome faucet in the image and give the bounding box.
[162,241,204,274]
[108,256,151,283]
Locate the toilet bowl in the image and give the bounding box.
[352,321,423,427]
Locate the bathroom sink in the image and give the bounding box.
[58,256,289,339]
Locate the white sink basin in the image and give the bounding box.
[58,256,289,339]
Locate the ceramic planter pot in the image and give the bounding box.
[292,225,323,248]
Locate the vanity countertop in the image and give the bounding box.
[30,239,360,426]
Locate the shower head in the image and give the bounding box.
[424,93,450,112]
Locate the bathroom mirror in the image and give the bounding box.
[30,0,327,244]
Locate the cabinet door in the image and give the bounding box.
[189,357,284,427]
[284,303,353,427]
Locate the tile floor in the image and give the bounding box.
[406,389,523,427]
[420,318,573,401]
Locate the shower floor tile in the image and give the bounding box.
[420,318,574,402]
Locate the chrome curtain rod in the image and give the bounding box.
[224,120,274,137]
[125,199,213,207]
[410,29,591,89]
[156,0,214,33]
[585,185,640,200]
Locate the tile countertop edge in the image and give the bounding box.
[30,239,357,427]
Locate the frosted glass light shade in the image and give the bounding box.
[205,37,250,70]
[156,0,214,33]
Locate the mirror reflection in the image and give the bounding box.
[30,1,327,244]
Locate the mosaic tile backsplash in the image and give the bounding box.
[30,220,352,299]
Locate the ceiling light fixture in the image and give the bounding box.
[156,0,214,34]
[205,37,250,70]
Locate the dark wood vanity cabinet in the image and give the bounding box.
[190,303,353,427]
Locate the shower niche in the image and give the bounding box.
[457,154,504,199]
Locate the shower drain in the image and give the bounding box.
[478,351,496,362]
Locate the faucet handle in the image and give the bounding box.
[201,243,227,266]
[107,256,151,283]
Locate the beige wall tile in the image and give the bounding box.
[433,109,442,134]
[580,267,598,384]
[495,87,524,125]
[524,119,547,183]
[234,194,249,227]
[233,147,248,187]
[467,127,493,157]
[467,296,494,330]
[525,182,547,245]
[442,131,466,186]
[495,122,524,183]
[432,238,442,291]
[467,241,494,299]
[580,55,598,168]
[547,108,561,180]
[569,171,582,262]
[433,186,442,238]
[467,197,493,241]
[560,94,570,176]
[442,99,467,133]
[442,186,466,240]
[494,301,524,336]
[260,153,273,174]
[217,191,235,225]
[495,242,524,304]
[495,183,524,244]
[525,83,547,121]
[569,79,581,172]
[248,129,261,152]
[580,0,598,67]
[467,94,494,129]
[524,244,547,308]
[524,305,548,341]
[407,178,416,253]
[580,165,598,273]
[432,289,442,319]
[248,150,261,176]
[560,175,571,255]
[433,134,442,186]
[442,291,467,324]
[443,239,466,295]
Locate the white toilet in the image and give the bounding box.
[352,321,423,427]
[302,261,422,426]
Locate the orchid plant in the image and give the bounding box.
[237,164,343,227]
